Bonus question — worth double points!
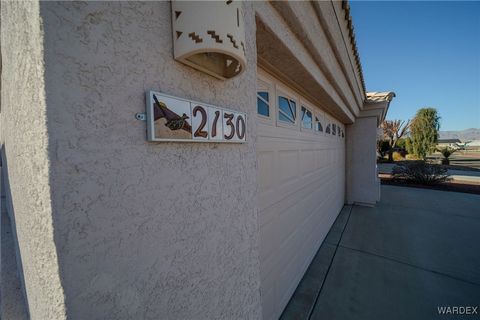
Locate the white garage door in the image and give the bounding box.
[256,70,346,320]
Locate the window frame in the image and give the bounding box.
[278,96,296,124]
[324,115,332,136]
[314,112,324,135]
[257,69,346,139]
[275,87,299,129]
[256,76,275,126]
[257,90,270,118]
[300,105,313,131]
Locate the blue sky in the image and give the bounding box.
[349,1,480,131]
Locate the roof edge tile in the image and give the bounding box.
[341,0,367,96]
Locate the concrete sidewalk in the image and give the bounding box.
[281,185,480,320]
[378,163,480,184]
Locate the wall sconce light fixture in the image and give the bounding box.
[172,1,247,80]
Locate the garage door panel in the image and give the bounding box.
[258,148,344,320]
[278,150,299,184]
[259,218,283,268]
[257,137,331,152]
[258,171,323,214]
[257,72,345,320]
[260,207,343,318]
[260,191,314,267]
[315,149,327,170]
[258,166,333,224]
[275,182,332,245]
[262,226,307,291]
[300,149,316,176]
[278,254,303,311]
[261,285,277,320]
[258,154,334,208]
[258,170,339,233]
[258,128,332,145]
[260,179,336,277]
[281,200,331,262]
[258,150,275,192]
[275,206,337,315]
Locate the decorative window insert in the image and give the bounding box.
[326,124,331,134]
[278,96,296,124]
[301,106,313,129]
[332,124,337,135]
[257,91,269,117]
[315,117,323,132]
[341,129,345,138]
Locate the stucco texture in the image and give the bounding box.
[40,1,261,319]
[0,1,67,319]
[346,116,379,205]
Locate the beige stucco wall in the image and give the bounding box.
[39,1,261,319]
[0,1,67,319]
[1,1,385,318]
[346,116,380,205]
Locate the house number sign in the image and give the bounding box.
[145,91,247,143]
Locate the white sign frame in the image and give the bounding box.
[146,91,247,143]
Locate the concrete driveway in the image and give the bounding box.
[281,185,480,320]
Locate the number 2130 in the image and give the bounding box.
[192,105,246,142]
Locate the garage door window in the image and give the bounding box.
[315,117,323,132]
[278,96,296,124]
[326,124,331,134]
[257,91,270,117]
[301,106,312,129]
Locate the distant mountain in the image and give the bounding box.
[439,128,480,142]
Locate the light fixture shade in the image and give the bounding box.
[172,1,247,80]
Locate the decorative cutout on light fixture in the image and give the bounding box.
[188,32,203,43]
[171,1,247,80]
[227,34,239,49]
[207,30,223,43]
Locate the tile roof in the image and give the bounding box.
[366,91,396,103]
[341,0,366,95]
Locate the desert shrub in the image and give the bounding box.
[405,137,414,155]
[437,146,457,165]
[396,138,407,149]
[392,161,450,185]
[409,108,440,159]
[405,154,420,160]
[392,151,404,161]
[437,146,456,158]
